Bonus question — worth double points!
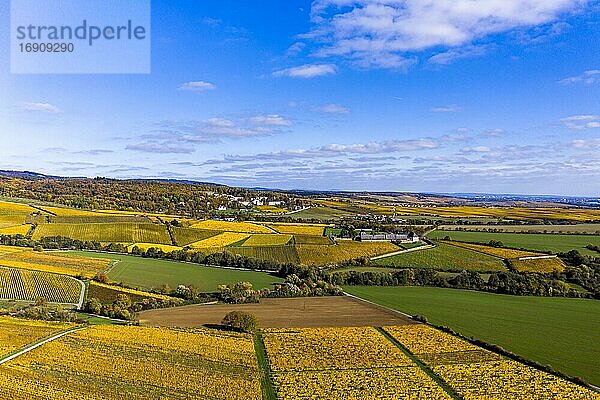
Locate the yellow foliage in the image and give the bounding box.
[241,234,292,247]
[296,240,399,265]
[0,325,261,400]
[511,257,566,273]
[0,267,81,303]
[190,220,272,233]
[0,251,110,278]
[189,232,251,248]
[0,225,31,236]
[266,223,326,236]
[0,317,74,357]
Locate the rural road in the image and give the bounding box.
[74,277,86,310]
[0,327,85,366]
[370,244,434,261]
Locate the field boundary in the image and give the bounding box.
[376,327,461,400]
[254,333,277,400]
[343,292,413,319]
[0,326,85,365]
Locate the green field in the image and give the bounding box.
[66,251,283,292]
[346,286,600,385]
[32,223,172,245]
[438,224,600,234]
[373,242,506,272]
[428,230,600,256]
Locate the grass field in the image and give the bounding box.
[66,251,283,292]
[32,223,172,245]
[374,243,507,272]
[439,224,600,234]
[429,230,600,256]
[345,286,600,385]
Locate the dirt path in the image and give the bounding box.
[0,327,85,366]
[74,277,86,310]
[370,244,434,260]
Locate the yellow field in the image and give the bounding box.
[0,325,261,400]
[0,224,31,236]
[257,205,287,213]
[265,327,449,399]
[0,201,39,228]
[190,220,272,233]
[0,251,110,278]
[296,241,400,265]
[444,241,542,259]
[316,199,600,222]
[241,234,292,247]
[264,327,414,371]
[0,267,81,303]
[189,232,251,248]
[127,243,182,253]
[0,245,28,257]
[266,223,326,236]
[0,317,74,357]
[32,222,172,244]
[511,257,566,273]
[384,325,598,399]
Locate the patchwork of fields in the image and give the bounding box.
[0,267,81,304]
[345,286,600,385]
[429,230,600,256]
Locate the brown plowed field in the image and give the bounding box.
[139,296,414,328]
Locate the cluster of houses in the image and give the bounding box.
[355,230,420,243]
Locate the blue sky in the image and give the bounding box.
[1,0,600,195]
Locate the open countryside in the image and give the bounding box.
[2,0,600,398]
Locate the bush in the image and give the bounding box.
[221,311,260,333]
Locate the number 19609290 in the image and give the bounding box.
[19,43,74,52]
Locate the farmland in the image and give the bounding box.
[87,281,176,304]
[510,257,566,273]
[443,240,542,259]
[0,250,110,278]
[345,286,600,385]
[223,246,300,264]
[374,242,507,272]
[139,296,411,328]
[384,325,597,399]
[0,317,75,357]
[297,241,400,265]
[439,223,600,234]
[32,222,172,245]
[190,232,251,248]
[0,267,81,304]
[429,230,600,256]
[171,226,219,246]
[265,223,327,236]
[66,251,282,292]
[0,325,262,400]
[189,220,272,233]
[0,201,40,228]
[241,234,293,246]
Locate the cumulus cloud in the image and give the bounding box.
[561,115,600,129]
[17,102,62,113]
[559,69,600,85]
[273,64,337,78]
[303,0,584,69]
[178,81,217,92]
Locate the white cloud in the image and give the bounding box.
[178,81,217,91]
[17,102,62,113]
[320,103,350,113]
[273,64,337,78]
[481,128,507,137]
[561,114,600,129]
[428,45,490,65]
[463,146,492,153]
[559,69,600,85]
[305,0,585,69]
[126,143,194,154]
[248,114,293,126]
[287,42,306,56]
[572,138,600,149]
[431,105,462,113]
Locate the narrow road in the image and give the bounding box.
[74,277,86,310]
[370,244,434,261]
[0,327,85,366]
